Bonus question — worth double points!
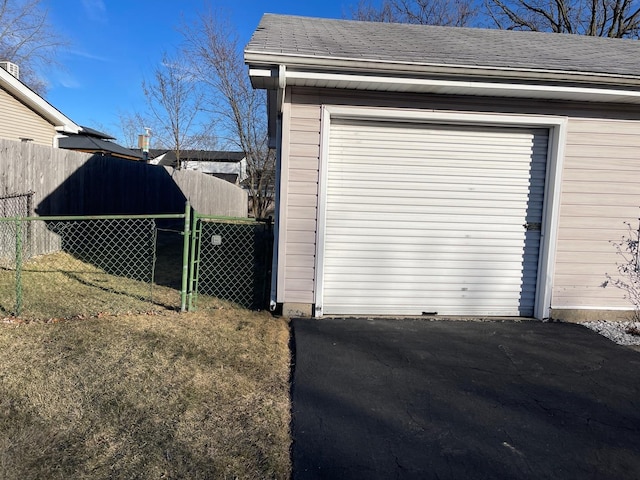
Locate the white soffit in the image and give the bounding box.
[248,67,640,104]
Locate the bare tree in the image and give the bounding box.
[141,53,205,169]
[182,10,275,218]
[350,0,479,26]
[351,0,640,36]
[486,0,640,36]
[0,0,67,94]
[114,111,147,149]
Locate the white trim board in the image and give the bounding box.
[313,106,567,319]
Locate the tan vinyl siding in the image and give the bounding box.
[554,118,640,309]
[280,87,640,310]
[283,102,321,303]
[0,87,56,145]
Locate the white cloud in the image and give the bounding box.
[66,49,111,63]
[53,71,82,89]
[81,0,107,23]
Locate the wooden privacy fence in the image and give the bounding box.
[0,139,248,217]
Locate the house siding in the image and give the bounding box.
[281,102,321,303]
[280,87,640,311]
[0,87,57,145]
[555,119,640,309]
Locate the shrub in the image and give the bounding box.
[603,219,640,321]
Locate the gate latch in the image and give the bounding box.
[523,222,542,231]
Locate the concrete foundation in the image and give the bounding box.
[550,308,636,323]
[281,306,636,322]
[283,302,313,318]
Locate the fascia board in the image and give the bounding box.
[248,66,640,104]
[244,50,640,88]
[0,68,80,133]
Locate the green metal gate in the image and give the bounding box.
[187,213,273,310]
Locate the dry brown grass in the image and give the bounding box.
[1,251,182,319]
[0,253,291,479]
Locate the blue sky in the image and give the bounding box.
[43,0,355,142]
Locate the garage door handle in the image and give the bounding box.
[524,222,541,231]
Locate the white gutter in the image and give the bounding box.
[277,64,286,113]
[245,50,640,88]
[249,67,640,104]
[269,64,287,310]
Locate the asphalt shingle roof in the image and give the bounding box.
[246,14,640,78]
[59,134,143,159]
[146,150,246,162]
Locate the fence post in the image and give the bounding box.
[14,218,22,317]
[180,201,191,312]
[187,211,200,312]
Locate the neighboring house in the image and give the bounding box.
[245,14,640,320]
[58,126,143,161]
[0,61,80,145]
[148,149,248,185]
[0,61,137,160]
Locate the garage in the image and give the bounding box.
[246,14,640,321]
[319,119,549,316]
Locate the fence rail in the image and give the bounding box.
[0,204,273,319]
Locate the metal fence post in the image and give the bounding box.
[14,217,22,316]
[187,211,201,312]
[180,201,191,312]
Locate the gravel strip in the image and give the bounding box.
[583,320,640,346]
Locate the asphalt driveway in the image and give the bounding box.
[291,318,640,480]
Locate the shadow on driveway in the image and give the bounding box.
[291,318,640,480]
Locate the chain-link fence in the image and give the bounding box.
[0,192,34,263]
[0,191,33,218]
[189,216,273,310]
[0,213,188,319]
[0,206,274,319]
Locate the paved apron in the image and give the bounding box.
[291,318,640,480]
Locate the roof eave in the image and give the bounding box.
[245,50,640,90]
[248,60,640,105]
[0,67,80,133]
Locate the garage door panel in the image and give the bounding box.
[326,237,538,249]
[326,203,535,218]
[321,120,547,316]
[329,172,538,187]
[324,306,526,316]
[329,192,536,205]
[326,220,537,233]
[325,282,528,293]
[324,292,537,305]
[328,181,546,197]
[324,251,539,263]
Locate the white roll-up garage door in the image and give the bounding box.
[320,119,548,316]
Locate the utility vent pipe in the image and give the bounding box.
[0,61,19,79]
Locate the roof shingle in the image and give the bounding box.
[246,14,640,78]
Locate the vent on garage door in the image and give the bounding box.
[319,119,548,317]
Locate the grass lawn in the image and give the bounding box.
[0,253,291,479]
